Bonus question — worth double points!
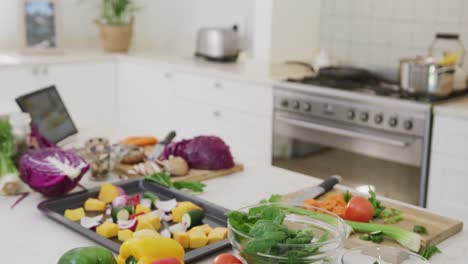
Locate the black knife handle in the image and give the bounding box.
[161,131,176,144]
[319,175,342,192]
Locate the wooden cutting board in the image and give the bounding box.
[115,163,244,182]
[282,188,463,249]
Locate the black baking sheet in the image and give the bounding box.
[38,179,230,263]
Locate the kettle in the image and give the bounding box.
[195,26,240,62]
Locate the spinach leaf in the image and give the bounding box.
[419,245,441,260]
[145,172,206,192]
[173,181,206,193]
[413,225,427,234]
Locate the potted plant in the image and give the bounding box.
[96,0,137,53]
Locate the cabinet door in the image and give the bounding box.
[117,62,174,137]
[45,62,118,130]
[173,99,272,164]
[0,66,36,105]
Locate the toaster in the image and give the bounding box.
[195,26,240,62]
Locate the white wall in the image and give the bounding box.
[319,0,468,78]
[0,0,255,55]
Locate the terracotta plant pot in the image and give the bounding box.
[96,19,134,53]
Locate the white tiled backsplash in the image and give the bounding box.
[319,0,468,79]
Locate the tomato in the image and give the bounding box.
[344,196,374,222]
[213,253,242,264]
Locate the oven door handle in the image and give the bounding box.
[276,116,410,147]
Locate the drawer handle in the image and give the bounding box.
[164,73,173,79]
[214,82,223,89]
[213,110,222,117]
[32,66,40,76]
[41,65,48,75]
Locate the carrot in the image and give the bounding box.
[122,136,158,147]
[303,193,347,218]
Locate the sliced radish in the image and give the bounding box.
[80,215,103,229]
[118,219,138,231]
[104,218,114,223]
[112,195,128,207]
[169,223,188,234]
[160,228,171,238]
[156,199,177,212]
[140,198,152,209]
[105,206,111,216]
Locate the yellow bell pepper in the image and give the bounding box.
[116,236,185,264]
[64,207,85,221]
[96,222,119,238]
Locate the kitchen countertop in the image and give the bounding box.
[434,96,468,119]
[1,161,466,263]
[0,50,313,85]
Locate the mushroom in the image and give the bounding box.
[156,155,189,176]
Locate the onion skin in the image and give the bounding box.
[19,148,89,197]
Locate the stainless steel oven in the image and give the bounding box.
[272,85,432,206]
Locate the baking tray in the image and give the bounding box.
[38,179,231,263]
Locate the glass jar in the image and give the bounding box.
[429,33,465,66]
[8,113,31,157]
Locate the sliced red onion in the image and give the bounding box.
[118,219,138,231]
[80,214,103,229]
[156,199,177,212]
[112,195,128,207]
[117,187,126,196]
[140,198,152,209]
[149,209,166,220]
[163,214,172,222]
[160,228,171,238]
[105,206,111,216]
[169,223,188,234]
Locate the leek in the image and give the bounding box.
[0,119,20,195]
[277,204,421,252]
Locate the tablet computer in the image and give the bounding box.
[16,85,78,144]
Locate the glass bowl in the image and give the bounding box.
[340,246,430,264]
[227,203,349,264]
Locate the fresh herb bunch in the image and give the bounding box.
[101,0,138,25]
[413,225,427,234]
[419,245,441,260]
[368,190,386,219]
[144,172,206,193]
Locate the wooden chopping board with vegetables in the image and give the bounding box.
[282,188,463,250]
[116,135,244,182]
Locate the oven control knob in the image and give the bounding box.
[292,101,300,110]
[360,112,369,122]
[403,120,413,130]
[281,100,289,107]
[374,114,383,124]
[303,103,312,112]
[389,117,398,127]
[347,110,355,120]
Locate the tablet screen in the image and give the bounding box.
[16,86,77,144]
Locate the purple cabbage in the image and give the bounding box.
[19,148,89,197]
[161,136,235,170]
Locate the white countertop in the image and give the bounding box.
[434,96,468,119]
[0,50,313,85]
[1,162,466,264]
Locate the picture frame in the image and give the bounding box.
[18,0,62,54]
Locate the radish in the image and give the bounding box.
[160,228,171,238]
[152,258,181,264]
[169,223,187,234]
[156,199,177,212]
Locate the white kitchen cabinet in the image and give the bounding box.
[428,115,468,220]
[117,62,174,137]
[42,62,118,131]
[0,66,37,104]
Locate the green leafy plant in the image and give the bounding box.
[101,0,138,25]
[144,172,206,193]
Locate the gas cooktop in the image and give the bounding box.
[287,67,468,103]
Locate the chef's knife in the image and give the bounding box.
[148,131,176,160]
[289,175,342,205]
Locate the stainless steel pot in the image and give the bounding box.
[399,57,455,97]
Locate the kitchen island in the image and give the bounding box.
[1,161,466,263]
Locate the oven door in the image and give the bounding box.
[273,111,424,205]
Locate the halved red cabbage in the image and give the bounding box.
[161,136,234,170]
[19,148,89,197]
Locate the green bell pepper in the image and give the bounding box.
[58,246,117,264]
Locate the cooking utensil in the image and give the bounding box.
[399,56,455,97]
[195,26,240,62]
[289,175,342,205]
[147,131,176,160]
